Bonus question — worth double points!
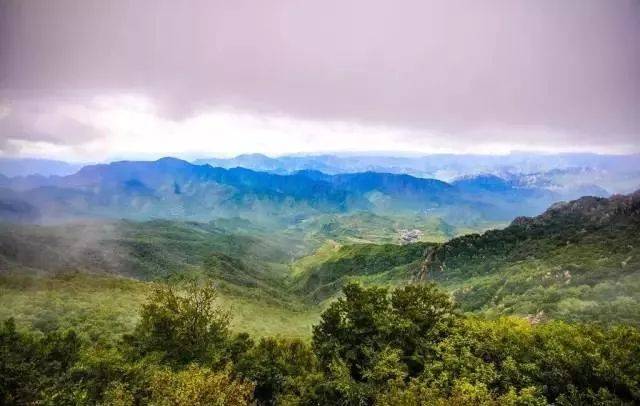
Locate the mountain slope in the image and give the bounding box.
[0,158,83,177]
[0,219,321,338]
[292,242,431,302]
[0,220,292,297]
[295,191,640,324]
[0,159,355,223]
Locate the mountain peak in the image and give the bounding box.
[511,189,640,227]
[154,157,191,167]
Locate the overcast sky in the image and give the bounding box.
[1,0,639,161]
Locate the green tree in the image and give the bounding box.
[0,318,81,405]
[310,282,458,404]
[125,283,230,367]
[388,283,457,375]
[146,364,254,406]
[236,337,318,405]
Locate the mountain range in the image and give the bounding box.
[0,158,83,177]
[0,157,614,227]
[194,152,640,192]
[2,155,638,329]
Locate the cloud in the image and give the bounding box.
[1,94,637,162]
[0,0,639,158]
[0,99,102,144]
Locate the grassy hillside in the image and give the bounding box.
[292,242,431,303]
[0,272,319,340]
[0,220,289,280]
[294,191,640,325]
[0,220,321,339]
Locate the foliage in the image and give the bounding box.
[143,364,254,406]
[305,284,640,405]
[0,318,81,404]
[2,282,640,405]
[235,337,318,405]
[125,283,231,367]
[1,192,639,404]
[305,283,457,404]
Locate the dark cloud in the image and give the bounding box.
[0,0,639,151]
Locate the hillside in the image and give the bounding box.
[295,191,640,325]
[0,219,305,298]
[0,220,321,338]
[292,242,432,302]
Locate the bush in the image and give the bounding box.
[0,318,81,404]
[125,283,230,367]
[236,337,317,405]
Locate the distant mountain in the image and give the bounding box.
[295,190,640,325]
[452,174,514,193]
[0,158,350,223]
[0,158,472,224]
[0,157,621,226]
[195,153,284,172]
[195,152,640,193]
[0,158,83,177]
[0,158,470,224]
[451,173,610,219]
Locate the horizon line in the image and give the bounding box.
[3,150,640,165]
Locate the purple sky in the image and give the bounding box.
[1,0,639,160]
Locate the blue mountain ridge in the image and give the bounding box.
[0,157,608,225]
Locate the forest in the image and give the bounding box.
[3,281,639,405]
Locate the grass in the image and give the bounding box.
[0,272,320,341]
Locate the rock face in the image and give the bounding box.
[525,310,546,325]
[399,229,423,244]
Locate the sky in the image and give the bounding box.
[0,0,639,162]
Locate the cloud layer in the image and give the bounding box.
[1,0,639,159]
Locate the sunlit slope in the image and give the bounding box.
[292,242,431,302]
[0,272,319,340]
[0,219,307,310]
[295,191,640,325]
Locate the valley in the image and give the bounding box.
[2,188,638,340]
[1,158,639,404]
